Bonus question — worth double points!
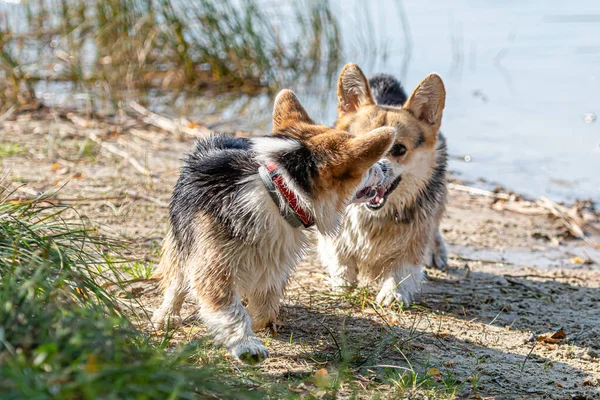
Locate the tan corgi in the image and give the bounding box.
[152,89,396,364]
[318,63,448,306]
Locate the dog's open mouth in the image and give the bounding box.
[366,175,402,210]
[354,185,378,202]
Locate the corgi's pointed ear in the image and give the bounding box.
[348,127,396,168]
[337,63,375,117]
[272,89,314,132]
[404,73,446,129]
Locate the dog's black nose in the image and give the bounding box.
[377,161,388,174]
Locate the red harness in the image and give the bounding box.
[264,161,315,228]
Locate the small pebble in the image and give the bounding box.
[588,349,598,359]
[583,113,596,124]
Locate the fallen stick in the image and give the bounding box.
[448,183,512,200]
[451,255,510,265]
[3,183,168,208]
[538,196,584,238]
[66,112,98,128]
[491,201,547,215]
[0,106,16,123]
[88,132,156,178]
[504,273,584,282]
[129,101,212,137]
[129,128,165,144]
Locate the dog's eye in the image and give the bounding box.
[389,144,407,157]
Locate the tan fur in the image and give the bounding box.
[318,64,448,306]
[337,63,375,114]
[152,89,395,364]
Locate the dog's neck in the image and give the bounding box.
[258,161,315,229]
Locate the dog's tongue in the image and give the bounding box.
[370,187,387,205]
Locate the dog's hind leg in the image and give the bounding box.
[318,236,358,291]
[152,232,187,329]
[152,274,186,329]
[191,262,268,365]
[429,230,448,269]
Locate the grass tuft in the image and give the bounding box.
[0,190,255,399]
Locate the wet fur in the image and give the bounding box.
[152,90,395,364]
[319,65,449,306]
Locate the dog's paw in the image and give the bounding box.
[330,279,357,293]
[430,233,448,269]
[376,273,421,307]
[150,313,182,330]
[230,338,269,365]
[375,284,415,307]
[251,317,278,333]
[375,286,407,307]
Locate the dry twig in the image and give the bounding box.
[122,189,169,208]
[538,196,585,239]
[129,101,212,137]
[448,183,512,200]
[88,132,156,178]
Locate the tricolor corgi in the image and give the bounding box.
[318,63,448,306]
[152,89,395,364]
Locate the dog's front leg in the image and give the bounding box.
[192,271,268,365]
[246,280,286,332]
[318,236,358,291]
[375,264,424,306]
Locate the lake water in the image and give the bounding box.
[2,0,599,203]
[307,0,600,203]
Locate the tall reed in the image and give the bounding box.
[0,0,342,111]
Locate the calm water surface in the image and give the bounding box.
[320,0,600,203]
[2,0,599,203]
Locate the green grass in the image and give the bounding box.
[0,143,24,158]
[0,0,342,111]
[123,260,154,279]
[385,368,462,399]
[0,190,257,399]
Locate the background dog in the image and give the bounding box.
[152,89,395,364]
[318,63,448,306]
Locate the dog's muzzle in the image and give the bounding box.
[365,160,402,210]
[352,162,386,203]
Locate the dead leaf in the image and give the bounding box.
[555,381,563,388]
[74,287,88,300]
[72,172,85,179]
[314,368,331,388]
[443,361,455,368]
[536,328,567,344]
[550,329,566,340]
[536,336,559,344]
[433,332,449,339]
[427,367,442,380]
[86,354,98,374]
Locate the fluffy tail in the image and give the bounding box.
[368,74,408,107]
